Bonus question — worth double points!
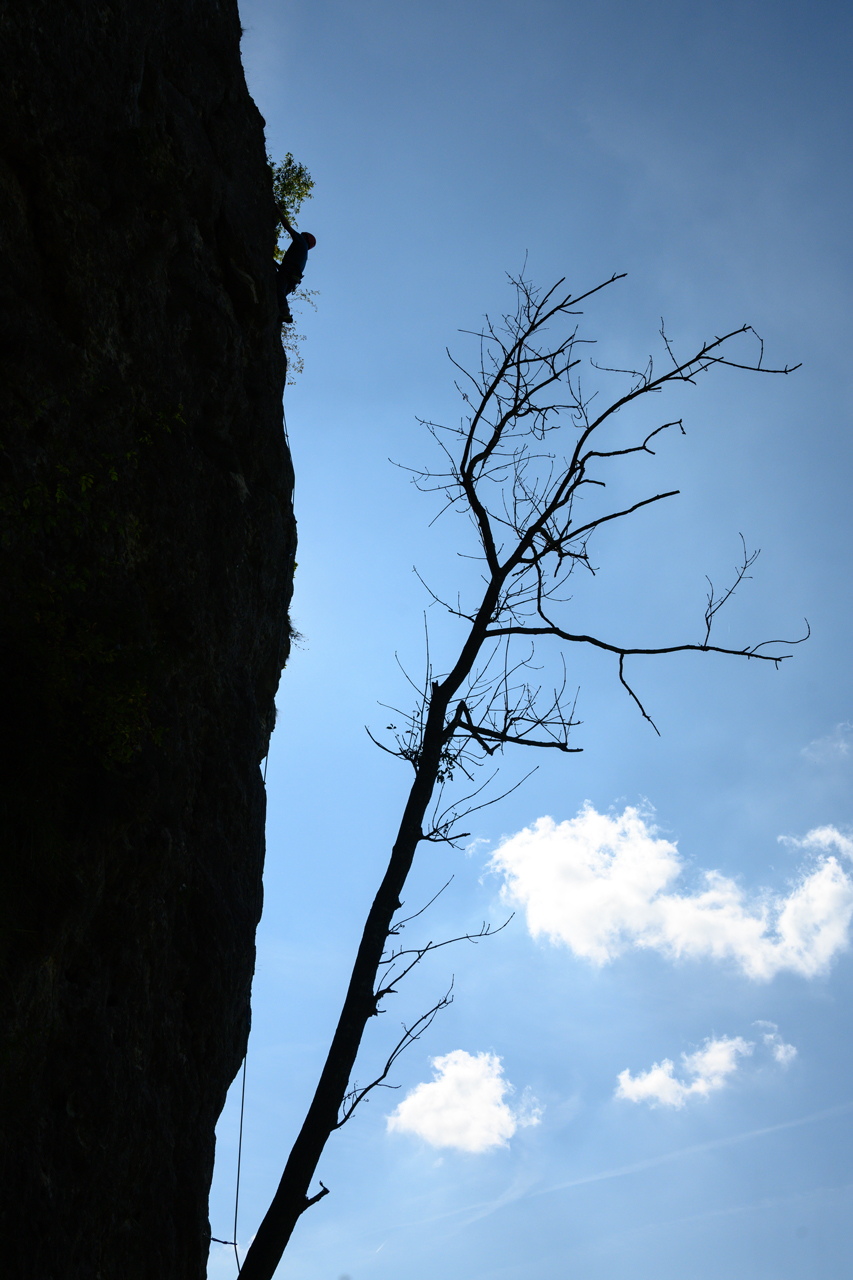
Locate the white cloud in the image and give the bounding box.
[753,1020,798,1066]
[490,805,853,980]
[771,1040,798,1066]
[616,1035,753,1109]
[801,722,853,763]
[386,1051,542,1153]
[618,1024,799,1109]
[779,824,853,862]
[464,835,491,859]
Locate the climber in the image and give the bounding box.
[276,206,315,325]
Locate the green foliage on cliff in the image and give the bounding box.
[269,152,314,263]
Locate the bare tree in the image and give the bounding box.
[236,273,805,1280]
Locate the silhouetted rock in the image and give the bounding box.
[0,1,294,1275]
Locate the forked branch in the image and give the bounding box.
[237,272,802,1280]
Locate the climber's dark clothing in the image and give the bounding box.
[281,233,310,287]
[276,268,293,323]
[275,204,314,324]
[276,232,311,323]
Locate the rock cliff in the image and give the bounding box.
[0,1,294,1275]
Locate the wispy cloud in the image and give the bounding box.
[617,1023,798,1109]
[801,722,853,763]
[779,824,853,861]
[398,1102,853,1241]
[616,1035,753,1109]
[490,805,853,979]
[753,1020,798,1066]
[386,1051,542,1153]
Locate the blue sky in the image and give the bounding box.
[208,2,853,1276]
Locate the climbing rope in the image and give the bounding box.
[231,1053,248,1273]
[229,523,288,1271]
[215,369,292,1276]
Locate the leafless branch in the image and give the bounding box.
[334,984,455,1129]
[423,766,540,847]
[239,272,803,1280]
[303,1182,329,1210]
[377,915,514,990]
[703,534,759,645]
[390,877,455,932]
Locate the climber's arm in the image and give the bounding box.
[276,206,297,239]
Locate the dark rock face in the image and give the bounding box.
[0,2,294,1275]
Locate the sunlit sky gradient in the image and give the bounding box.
[208,2,853,1276]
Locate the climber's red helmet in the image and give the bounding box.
[304,232,317,249]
